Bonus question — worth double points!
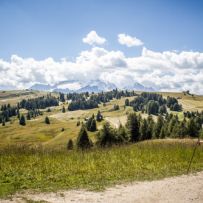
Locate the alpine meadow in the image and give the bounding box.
[0,0,203,202]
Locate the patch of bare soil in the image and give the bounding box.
[2,171,203,203]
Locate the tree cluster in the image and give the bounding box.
[0,104,18,124]
[67,89,137,111]
[19,95,59,110]
[129,92,182,115]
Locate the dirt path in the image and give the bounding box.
[2,171,203,203]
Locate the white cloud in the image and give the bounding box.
[118,33,143,47]
[1,46,203,94]
[83,30,106,46]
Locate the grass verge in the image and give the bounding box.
[0,140,203,199]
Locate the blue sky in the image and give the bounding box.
[1,0,203,94]
[1,0,203,60]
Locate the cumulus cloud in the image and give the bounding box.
[1,46,203,94]
[83,30,106,46]
[118,33,143,47]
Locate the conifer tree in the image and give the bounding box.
[117,125,129,144]
[96,110,103,122]
[45,116,50,124]
[62,106,66,113]
[67,139,74,150]
[153,115,164,138]
[77,124,92,150]
[125,98,130,106]
[97,122,116,147]
[27,112,31,120]
[146,115,154,140]
[159,126,166,138]
[126,113,140,142]
[139,118,148,141]
[187,118,199,137]
[90,118,97,132]
[2,119,5,126]
[19,115,26,126]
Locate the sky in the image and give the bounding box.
[0,0,203,93]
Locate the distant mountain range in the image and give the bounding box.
[29,80,154,93]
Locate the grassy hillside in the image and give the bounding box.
[0,140,203,198]
[0,90,203,199]
[0,91,203,149]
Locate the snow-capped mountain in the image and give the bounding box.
[77,80,116,93]
[122,82,155,92]
[30,80,154,93]
[30,83,53,91]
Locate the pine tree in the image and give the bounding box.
[146,115,154,140]
[19,115,26,126]
[153,115,164,138]
[160,126,166,138]
[27,112,31,120]
[187,118,199,137]
[126,113,140,142]
[96,110,103,122]
[67,139,74,150]
[117,125,129,144]
[76,120,80,126]
[62,106,66,113]
[125,99,130,106]
[89,119,97,132]
[139,118,148,141]
[178,119,188,138]
[45,116,50,124]
[97,122,116,147]
[77,124,92,150]
[2,119,5,126]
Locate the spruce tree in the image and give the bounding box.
[2,119,5,126]
[125,99,130,106]
[160,126,166,139]
[77,124,92,150]
[126,113,140,142]
[117,125,128,144]
[19,115,26,126]
[62,106,66,113]
[67,139,74,150]
[97,122,116,147]
[27,112,31,120]
[146,115,154,140]
[89,119,97,132]
[153,115,164,138]
[45,116,50,124]
[187,118,199,137]
[139,118,148,141]
[96,110,103,122]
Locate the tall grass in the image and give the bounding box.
[0,140,203,198]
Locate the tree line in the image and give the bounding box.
[126,92,182,115]
[69,111,203,150]
[67,89,137,111]
[0,94,58,125]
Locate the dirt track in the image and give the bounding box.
[2,171,203,203]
